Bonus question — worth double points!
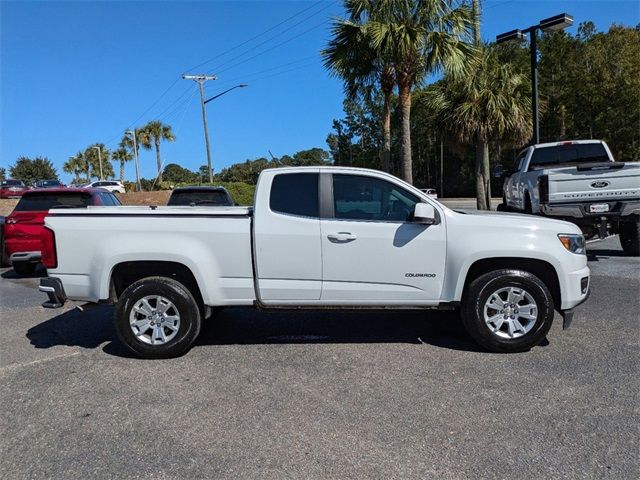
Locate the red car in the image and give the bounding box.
[0,179,29,198]
[3,187,121,275]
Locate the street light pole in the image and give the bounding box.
[93,146,104,180]
[125,130,142,192]
[496,13,573,145]
[183,74,217,183]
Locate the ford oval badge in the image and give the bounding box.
[590,180,610,188]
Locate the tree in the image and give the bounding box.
[163,163,198,184]
[365,0,474,184]
[111,144,133,183]
[322,3,395,172]
[425,50,531,209]
[138,121,176,182]
[83,144,113,180]
[0,167,5,180]
[9,156,58,185]
[63,152,89,184]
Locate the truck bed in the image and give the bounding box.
[44,205,255,304]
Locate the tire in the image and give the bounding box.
[619,217,640,256]
[462,269,555,353]
[523,193,533,214]
[13,261,37,276]
[496,203,510,212]
[114,276,202,359]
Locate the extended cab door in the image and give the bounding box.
[253,170,322,302]
[320,173,446,305]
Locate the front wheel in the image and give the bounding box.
[114,276,202,359]
[619,217,639,256]
[462,269,555,353]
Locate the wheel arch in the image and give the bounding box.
[460,257,561,311]
[109,260,205,311]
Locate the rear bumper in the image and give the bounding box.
[9,251,41,264]
[540,200,640,219]
[39,277,67,308]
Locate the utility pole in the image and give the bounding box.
[182,74,217,183]
[125,130,142,192]
[93,146,104,180]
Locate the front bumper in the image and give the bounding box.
[39,277,67,308]
[560,273,590,330]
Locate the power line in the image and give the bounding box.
[215,19,330,76]
[206,1,337,74]
[183,0,329,73]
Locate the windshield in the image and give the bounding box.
[15,193,93,211]
[1,180,24,187]
[168,190,232,206]
[529,143,609,170]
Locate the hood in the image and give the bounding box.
[448,208,582,233]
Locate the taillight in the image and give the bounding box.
[41,227,58,269]
[538,175,549,204]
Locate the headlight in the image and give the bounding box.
[558,234,586,254]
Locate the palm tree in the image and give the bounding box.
[322,6,395,172]
[63,152,88,184]
[83,143,113,180]
[138,120,175,182]
[112,143,133,183]
[425,50,532,209]
[365,0,475,184]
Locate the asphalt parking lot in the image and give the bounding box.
[1,235,638,479]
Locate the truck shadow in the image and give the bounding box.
[26,306,489,357]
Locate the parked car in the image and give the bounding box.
[167,186,234,206]
[494,140,640,255]
[33,179,65,189]
[4,188,121,275]
[83,180,126,194]
[40,166,589,358]
[419,188,438,199]
[0,179,29,198]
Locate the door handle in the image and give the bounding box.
[327,232,357,243]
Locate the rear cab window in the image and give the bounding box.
[168,190,233,206]
[15,193,93,211]
[528,143,609,170]
[269,173,319,217]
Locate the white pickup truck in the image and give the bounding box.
[39,166,590,358]
[495,140,640,255]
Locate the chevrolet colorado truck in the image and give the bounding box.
[39,167,590,358]
[495,140,640,255]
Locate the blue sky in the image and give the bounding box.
[1,0,638,182]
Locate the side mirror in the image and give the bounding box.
[413,203,437,225]
[493,165,505,178]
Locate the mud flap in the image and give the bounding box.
[561,309,574,330]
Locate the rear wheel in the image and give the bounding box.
[462,269,555,353]
[619,217,640,256]
[114,276,202,359]
[13,261,37,276]
[523,193,533,214]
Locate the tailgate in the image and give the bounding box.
[547,163,640,203]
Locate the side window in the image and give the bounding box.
[332,174,419,222]
[269,173,319,218]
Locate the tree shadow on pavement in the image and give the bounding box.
[26,306,488,358]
